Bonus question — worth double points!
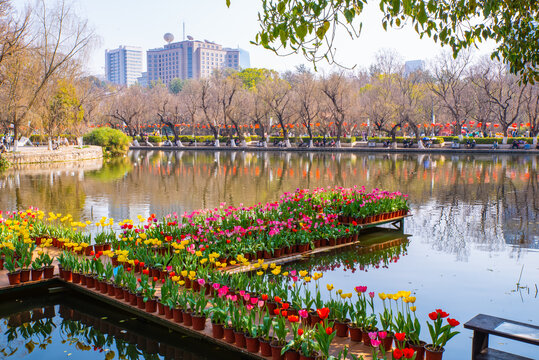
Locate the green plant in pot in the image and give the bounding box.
[425,309,460,357]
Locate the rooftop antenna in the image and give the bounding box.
[183,21,185,41]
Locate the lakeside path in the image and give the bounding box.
[130,145,539,155]
[3,146,103,165]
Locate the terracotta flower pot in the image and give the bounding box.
[107,282,116,296]
[335,319,350,337]
[424,344,444,360]
[361,331,372,347]
[80,274,87,285]
[43,266,55,279]
[136,294,145,309]
[20,269,30,283]
[157,301,166,315]
[270,341,285,360]
[145,298,157,313]
[246,336,260,353]
[348,325,363,342]
[7,271,21,285]
[86,276,95,288]
[300,353,318,360]
[130,292,138,306]
[382,335,393,351]
[407,341,426,360]
[31,268,44,281]
[182,311,192,326]
[234,331,246,348]
[223,326,235,343]
[172,308,183,323]
[260,338,272,356]
[191,314,206,330]
[100,281,109,294]
[164,305,173,319]
[285,349,300,360]
[211,322,224,339]
[115,285,124,299]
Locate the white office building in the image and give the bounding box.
[105,46,143,86]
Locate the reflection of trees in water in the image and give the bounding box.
[2,151,538,252]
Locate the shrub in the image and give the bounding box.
[83,127,130,156]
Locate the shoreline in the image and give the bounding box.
[3,145,103,165]
[130,145,539,155]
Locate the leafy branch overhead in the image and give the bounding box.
[225,0,539,84]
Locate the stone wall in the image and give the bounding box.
[4,146,103,165]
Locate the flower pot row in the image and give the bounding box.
[339,209,409,225]
[6,266,55,285]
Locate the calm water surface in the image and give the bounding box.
[1,150,538,360]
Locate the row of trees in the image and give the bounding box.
[1,1,537,149]
[103,51,539,147]
[0,0,98,150]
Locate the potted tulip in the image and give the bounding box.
[188,290,208,330]
[4,254,21,285]
[271,312,289,360]
[425,310,460,360]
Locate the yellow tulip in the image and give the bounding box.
[299,270,308,277]
[337,289,343,295]
[410,306,417,312]
[379,293,387,300]
[257,271,264,276]
[327,284,334,291]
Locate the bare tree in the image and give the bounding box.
[523,84,539,141]
[259,74,295,146]
[428,51,475,137]
[108,85,149,138]
[472,59,527,142]
[293,72,320,147]
[320,72,356,147]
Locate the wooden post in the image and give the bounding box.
[471,331,489,359]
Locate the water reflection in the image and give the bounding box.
[1,151,538,252]
[0,293,239,360]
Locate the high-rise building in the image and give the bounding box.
[404,60,425,76]
[146,36,250,85]
[105,46,143,86]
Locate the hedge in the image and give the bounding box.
[441,136,535,144]
[367,137,445,145]
[135,135,260,144]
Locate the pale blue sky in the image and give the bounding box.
[18,0,494,75]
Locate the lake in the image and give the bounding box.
[1,150,538,359]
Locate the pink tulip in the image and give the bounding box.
[197,278,205,286]
[298,309,309,319]
[378,331,387,340]
[369,292,375,299]
[212,283,221,290]
[368,332,378,340]
[250,297,258,305]
[371,339,381,348]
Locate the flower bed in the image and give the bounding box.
[0,188,459,359]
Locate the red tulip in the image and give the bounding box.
[316,307,330,320]
[282,302,289,310]
[395,332,406,342]
[447,318,460,327]
[297,329,304,336]
[428,312,439,320]
[325,327,333,335]
[392,349,403,359]
[403,348,415,359]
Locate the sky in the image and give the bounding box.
[16,0,495,76]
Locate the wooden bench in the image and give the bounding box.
[464,314,539,360]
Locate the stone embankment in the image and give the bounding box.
[4,146,103,165]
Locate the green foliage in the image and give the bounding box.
[440,136,534,144]
[168,78,186,94]
[83,127,130,156]
[238,68,275,89]
[368,136,444,144]
[238,0,539,83]
[0,156,11,171]
[46,80,84,136]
